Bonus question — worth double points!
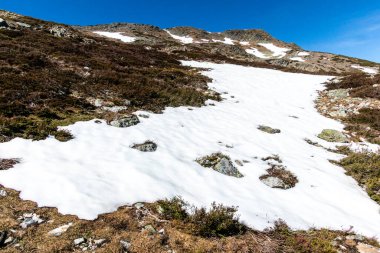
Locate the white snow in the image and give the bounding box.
[290,57,305,62]
[258,43,291,58]
[351,65,378,74]
[245,48,270,59]
[93,31,136,43]
[240,41,250,46]
[165,30,193,44]
[1,62,380,239]
[212,37,235,45]
[298,51,310,56]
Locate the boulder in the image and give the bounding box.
[259,165,298,189]
[258,125,281,134]
[196,153,243,178]
[109,114,140,128]
[131,141,157,152]
[260,176,286,188]
[317,129,349,143]
[0,18,8,28]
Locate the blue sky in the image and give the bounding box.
[1,0,380,62]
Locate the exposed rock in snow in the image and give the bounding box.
[19,213,44,228]
[317,129,349,143]
[258,125,281,134]
[260,176,286,188]
[109,114,140,128]
[48,223,73,236]
[259,165,298,189]
[131,141,157,152]
[93,31,136,43]
[196,153,243,178]
[0,158,19,170]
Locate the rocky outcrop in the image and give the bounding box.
[109,114,140,128]
[196,153,243,178]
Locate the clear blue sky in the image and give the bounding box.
[1,0,380,62]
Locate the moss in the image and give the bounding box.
[53,129,74,142]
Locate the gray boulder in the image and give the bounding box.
[109,114,140,128]
[196,153,243,178]
[258,125,281,134]
[0,18,8,28]
[131,141,157,152]
[260,176,286,188]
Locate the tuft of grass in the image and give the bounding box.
[156,197,188,220]
[53,129,74,142]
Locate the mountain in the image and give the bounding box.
[0,10,380,253]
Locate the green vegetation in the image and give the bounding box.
[336,152,380,204]
[156,197,247,238]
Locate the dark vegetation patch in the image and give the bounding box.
[0,158,19,170]
[334,152,380,204]
[0,18,215,142]
[155,197,247,238]
[259,165,299,189]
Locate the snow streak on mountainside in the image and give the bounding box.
[0,62,379,238]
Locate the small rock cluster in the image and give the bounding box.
[331,234,380,253]
[257,125,281,134]
[73,237,107,251]
[18,213,44,229]
[196,153,243,178]
[109,114,140,128]
[131,141,158,152]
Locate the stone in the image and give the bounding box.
[196,153,243,178]
[48,223,73,236]
[94,239,106,246]
[110,114,140,128]
[73,237,86,245]
[0,189,7,197]
[258,125,281,134]
[260,176,286,188]
[317,129,349,143]
[49,25,77,38]
[0,158,19,170]
[144,225,156,235]
[131,141,157,152]
[327,89,349,99]
[120,239,131,251]
[0,231,7,248]
[134,202,145,209]
[19,213,44,228]
[357,243,380,253]
[235,160,243,166]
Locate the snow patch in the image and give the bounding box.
[351,65,378,74]
[290,57,305,62]
[0,62,379,239]
[245,48,270,59]
[258,43,291,58]
[165,30,193,44]
[240,41,250,46]
[298,52,310,56]
[93,31,136,43]
[212,37,235,45]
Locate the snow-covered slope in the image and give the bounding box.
[0,62,379,238]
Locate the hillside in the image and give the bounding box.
[1,10,380,253]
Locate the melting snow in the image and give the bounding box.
[165,30,193,44]
[93,31,136,43]
[0,62,379,238]
[290,57,305,62]
[240,41,250,46]
[212,37,235,45]
[298,51,310,56]
[351,65,378,74]
[258,43,291,58]
[245,48,270,59]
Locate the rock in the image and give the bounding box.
[102,106,128,112]
[48,223,73,236]
[94,238,106,246]
[49,25,77,38]
[235,160,243,166]
[16,22,31,28]
[144,225,156,235]
[327,89,349,99]
[19,213,44,228]
[131,141,157,152]
[0,18,9,28]
[260,176,286,188]
[0,231,7,248]
[138,114,150,118]
[109,114,140,128]
[73,237,86,245]
[357,243,380,253]
[120,239,131,251]
[258,125,281,134]
[317,129,349,143]
[196,153,243,178]
[134,202,145,209]
[0,189,7,197]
